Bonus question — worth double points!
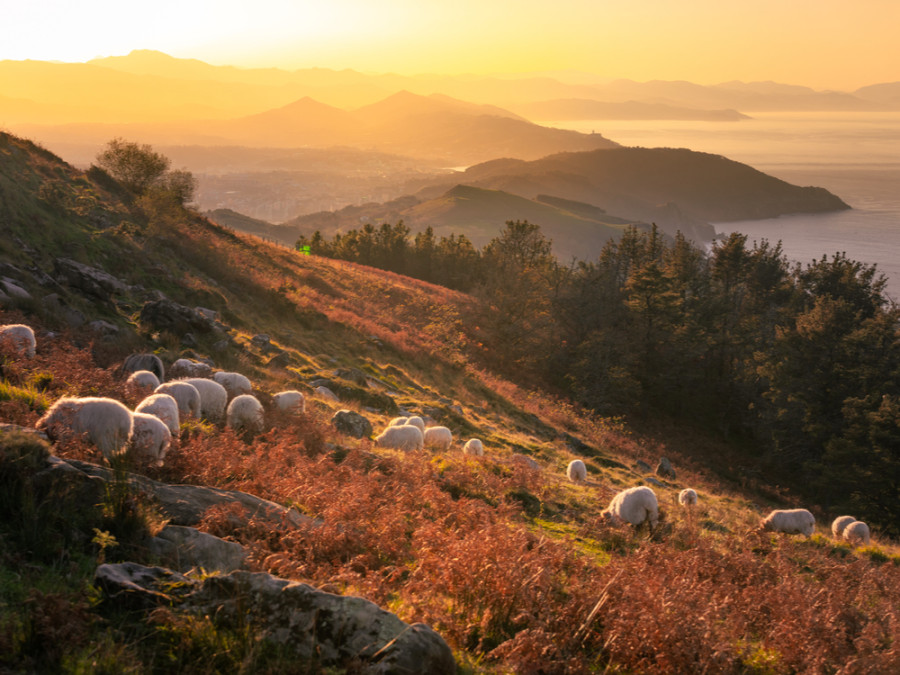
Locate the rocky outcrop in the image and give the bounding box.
[139,299,213,337]
[53,257,127,301]
[148,525,246,573]
[94,563,455,674]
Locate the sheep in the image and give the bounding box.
[154,381,201,420]
[831,515,857,538]
[130,412,171,466]
[135,393,180,435]
[121,353,165,382]
[759,508,815,536]
[124,370,161,402]
[178,377,228,423]
[423,426,453,451]
[213,371,253,401]
[168,358,213,380]
[35,396,133,459]
[566,459,587,482]
[388,416,409,427]
[843,520,871,547]
[678,488,699,507]
[374,425,424,452]
[395,415,425,433]
[226,394,265,435]
[463,438,484,456]
[602,486,660,531]
[0,324,36,358]
[272,390,305,413]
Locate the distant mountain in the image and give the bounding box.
[854,82,900,106]
[287,184,645,261]
[512,98,750,121]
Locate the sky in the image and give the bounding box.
[3,0,899,90]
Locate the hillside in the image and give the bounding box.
[287,184,647,261]
[511,98,751,122]
[2,131,899,673]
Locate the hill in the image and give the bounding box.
[1,132,899,673]
[512,98,751,121]
[288,184,646,261]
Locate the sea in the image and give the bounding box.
[546,112,900,300]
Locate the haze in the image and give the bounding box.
[5,0,899,90]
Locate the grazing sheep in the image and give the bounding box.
[374,425,424,452]
[155,382,201,420]
[678,488,699,507]
[124,370,161,402]
[400,416,425,433]
[843,520,871,547]
[602,486,660,531]
[388,416,410,427]
[36,396,133,459]
[423,426,453,451]
[135,393,180,435]
[831,515,857,538]
[759,508,816,536]
[463,438,484,456]
[0,324,36,358]
[130,412,171,466]
[121,353,164,382]
[178,378,228,423]
[213,371,253,400]
[169,358,213,380]
[566,459,587,482]
[226,394,265,435]
[272,390,305,413]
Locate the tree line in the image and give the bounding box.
[299,220,900,533]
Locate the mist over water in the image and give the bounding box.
[549,113,900,299]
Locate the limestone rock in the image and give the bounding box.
[656,457,676,480]
[331,409,372,439]
[149,525,246,573]
[315,386,339,402]
[139,299,213,336]
[634,460,652,473]
[1,277,31,300]
[53,257,127,301]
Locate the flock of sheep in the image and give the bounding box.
[0,322,878,549]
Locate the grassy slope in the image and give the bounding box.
[1,132,899,673]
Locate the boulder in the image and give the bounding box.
[250,334,271,348]
[634,460,652,473]
[139,299,213,336]
[149,525,246,573]
[656,457,676,480]
[53,257,127,301]
[93,564,455,674]
[0,277,31,300]
[331,410,372,439]
[333,367,369,386]
[315,386,339,402]
[87,319,120,336]
[266,351,293,369]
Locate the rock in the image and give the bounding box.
[634,460,652,473]
[250,334,271,348]
[0,277,31,300]
[645,476,665,488]
[93,564,455,674]
[53,257,127,301]
[266,351,293,369]
[213,339,231,353]
[62,458,317,531]
[139,299,213,336]
[331,410,372,439]
[87,319,119,336]
[449,404,464,416]
[656,457,676,480]
[564,433,598,458]
[333,367,369,387]
[315,386,339,402]
[194,306,218,321]
[42,293,86,328]
[149,525,246,573]
[180,333,198,348]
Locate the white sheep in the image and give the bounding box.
[566,459,587,482]
[36,396,133,459]
[226,394,265,434]
[213,371,253,400]
[678,488,699,507]
[124,370,161,402]
[831,515,857,538]
[272,390,305,413]
[130,412,171,466]
[397,416,425,432]
[178,377,228,423]
[135,393,180,435]
[155,381,201,420]
[423,426,453,451]
[121,353,165,382]
[463,438,484,456]
[0,324,36,358]
[843,520,871,547]
[602,486,660,531]
[388,416,409,427]
[374,425,424,452]
[759,508,815,536]
[169,358,213,380]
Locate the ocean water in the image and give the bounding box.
[546,113,900,299]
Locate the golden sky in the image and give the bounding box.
[4,0,898,89]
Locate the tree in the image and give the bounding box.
[95,138,170,195]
